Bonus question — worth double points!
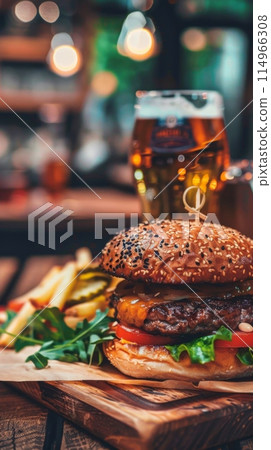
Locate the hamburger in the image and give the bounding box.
[101,220,253,381]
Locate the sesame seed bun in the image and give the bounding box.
[101,220,253,285]
[103,339,252,382]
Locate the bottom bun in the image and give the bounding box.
[103,339,252,382]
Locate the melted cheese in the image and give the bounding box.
[117,295,175,328]
[115,279,253,328]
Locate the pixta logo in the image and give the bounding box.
[28,203,73,250]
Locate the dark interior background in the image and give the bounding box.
[0,0,253,260]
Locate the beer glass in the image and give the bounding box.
[131,90,230,217]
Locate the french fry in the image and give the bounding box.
[49,262,77,310]
[40,265,61,285]
[7,266,63,309]
[65,295,106,319]
[30,267,64,306]
[76,247,92,270]
[0,310,7,324]
[0,301,36,347]
[64,316,82,329]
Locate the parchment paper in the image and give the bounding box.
[0,348,252,393]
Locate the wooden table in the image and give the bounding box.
[0,383,111,450]
[0,256,253,450]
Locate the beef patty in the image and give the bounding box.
[111,294,253,336]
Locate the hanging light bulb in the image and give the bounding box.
[49,45,82,77]
[39,1,60,23]
[14,1,37,23]
[124,28,154,60]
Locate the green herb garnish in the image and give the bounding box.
[1,307,114,369]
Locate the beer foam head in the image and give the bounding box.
[135,90,224,119]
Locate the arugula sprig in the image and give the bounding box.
[1,307,114,369]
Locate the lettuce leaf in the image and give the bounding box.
[236,348,253,365]
[165,326,232,365]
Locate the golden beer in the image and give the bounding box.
[131,91,230,217]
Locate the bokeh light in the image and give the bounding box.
[49,45,81,77]
[192,174,201,186]
[125,11,146,30]
[137,181,146,194]
[201,173,210,185]
[91,71,118,97]
[180,0,198,16]
[14,1,37,23]
[209,179,218,190]
[117,12,157,60]
[181,28,207,51]
[131,0,153,11]
[244,172,252,181]
[125,28,154,60]
[51,33,74,49]
[131,153,142,167]
[134,169,143,180]
[178,168,186,181]
[39,1,60,23]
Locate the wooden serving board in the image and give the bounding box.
[1,256,252,449]
[11,380,252,450]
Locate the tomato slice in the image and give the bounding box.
[7,298,26,312]
[116,323,178,346]
[116,324,253,348]
[215,331,253,348]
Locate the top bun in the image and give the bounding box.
[101,220,253,285]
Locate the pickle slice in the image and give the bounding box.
[66,277,109,307]
[78,270,109,282]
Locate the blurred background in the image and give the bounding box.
[0,0,253,259]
